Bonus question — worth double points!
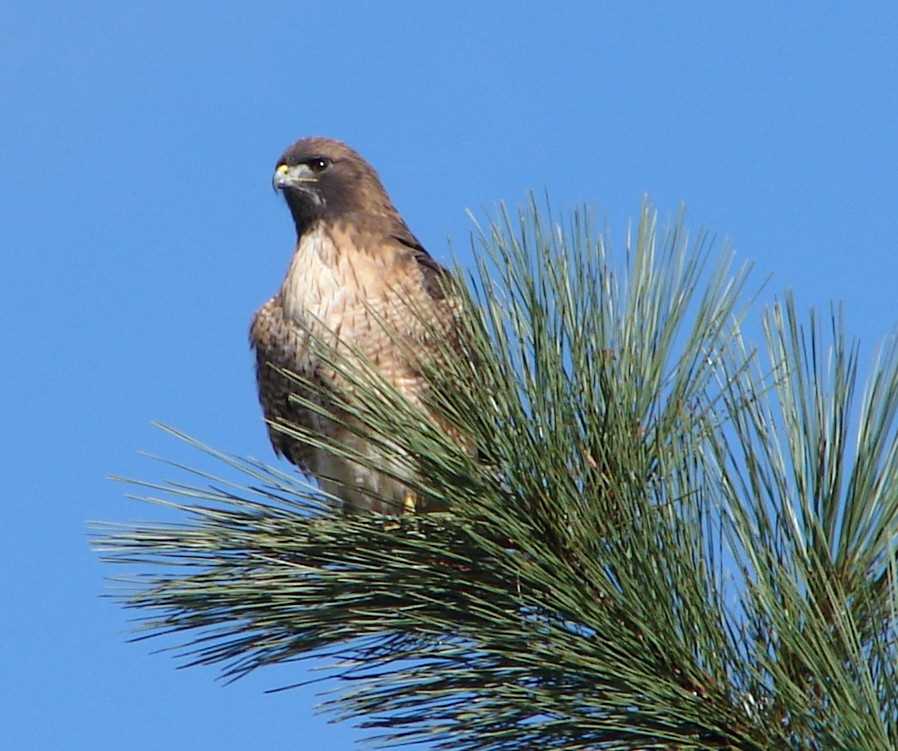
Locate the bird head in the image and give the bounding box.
[273,137,394,232]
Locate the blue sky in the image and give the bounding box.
[3,2,898,748]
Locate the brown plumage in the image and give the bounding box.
[250,137,461,514]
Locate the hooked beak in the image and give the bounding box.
[272,163,318,192]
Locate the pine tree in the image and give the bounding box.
[94,200,898,750]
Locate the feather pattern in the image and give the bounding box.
[250,138,463,513]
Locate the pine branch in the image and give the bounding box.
[94,200,898,750]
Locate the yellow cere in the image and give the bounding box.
[276,164,290,175]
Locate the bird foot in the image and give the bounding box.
[403,489,419,514]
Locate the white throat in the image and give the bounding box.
[280,225,346,324]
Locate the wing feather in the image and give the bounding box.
[250,296,321,472]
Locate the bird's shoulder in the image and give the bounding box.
[250,294,309,366]
[249,295,284,351]
[323,212,454,302]
[388,227,455,303]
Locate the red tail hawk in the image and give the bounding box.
[250,137,461,514]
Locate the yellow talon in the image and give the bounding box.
[403,490,418,514]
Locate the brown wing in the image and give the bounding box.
[390,230,455,302]
[250,295,323,473]
[390,241,476,455]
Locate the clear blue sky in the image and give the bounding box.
[3,2,897,748]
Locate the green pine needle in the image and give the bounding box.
[93,199,898,750]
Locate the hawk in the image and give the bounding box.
[250,137,463,514]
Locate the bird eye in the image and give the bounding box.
[308,157,330,173]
